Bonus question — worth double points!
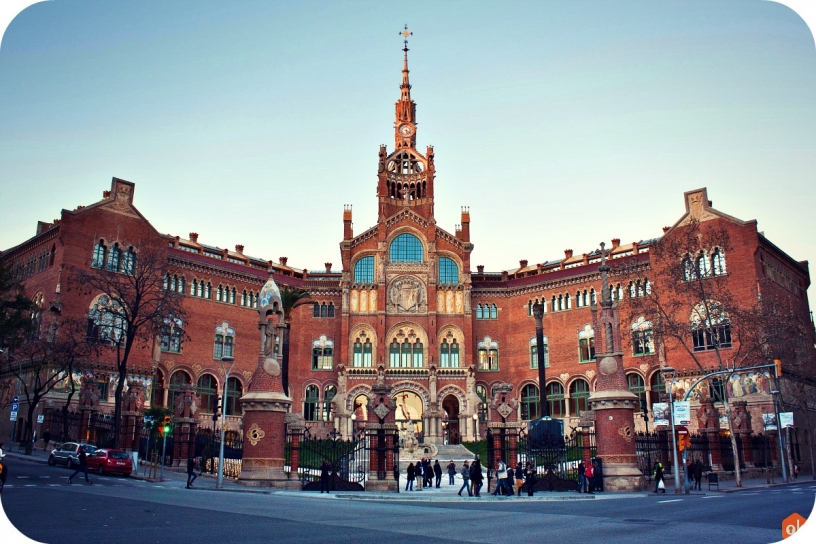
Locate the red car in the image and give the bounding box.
[85,449,133,476]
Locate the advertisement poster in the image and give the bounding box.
[652,402,669,426]
[763,413,777,431]
[673,401,691,425]
[780,412,794,429]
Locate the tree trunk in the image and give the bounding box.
[113,363,127,448]
[24,400,37,455]
[722,399,742,487]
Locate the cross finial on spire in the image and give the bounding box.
[599,242,612,305]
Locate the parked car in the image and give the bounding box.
[48,442,97,468]
[86,449,133,476]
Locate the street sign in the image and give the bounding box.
[780,412,794,428]
[37,414,45,423]
[673,401,691,425]
[676,425,689,434]
[10,411,17,421]
[12,395,18,403]
[11,402,19,412]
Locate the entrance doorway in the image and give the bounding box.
[442,394,460,445]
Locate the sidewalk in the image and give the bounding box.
[4,449,809,500]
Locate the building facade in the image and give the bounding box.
[2,47,813,468]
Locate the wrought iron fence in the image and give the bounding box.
[192,429,243,479]
[286,428,368,491]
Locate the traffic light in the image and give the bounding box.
[161,415,172,436]
[678,433,691,452]
[774,359,782,377]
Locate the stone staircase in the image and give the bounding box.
[399,443,474,472]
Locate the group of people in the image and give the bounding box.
[577,459,603,493]
[685,458,705,491]
[405,458,444,490]
[490,459,538,497]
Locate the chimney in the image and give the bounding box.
[460,206,470,242]
[343,205,353,240]
[173,235,180,248]
[235,244,244,254]
[280,256,288,266]
[519,259,528,269]
[582,253,589,265]
[103,190,111,199]
[611,238,621,249]
[632,242,639,255]
[36,221,52,235]
[564,249,573,259]
[476,265,484,274]
[455,224,462,239]
[662,226,671,234]
[189,232,199,243]
[501,271,509,281]
[325,262,332,273]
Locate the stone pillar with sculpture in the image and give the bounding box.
[78,373,101,444]
[487,383,520,493]
[696,398,722,469]
[730,400,752,468]
[120,380,145,452]
[587,243,645,492]
[365,367,399,492]
[172,384,198,465]
[237,277,299,489]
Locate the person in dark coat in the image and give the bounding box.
[653,461,665,493]
[693,459,703,490]
[433,459,443,488]
[524,462,537,496]
[320,460,331,493]
[67,446,91,485]
[470,457,484,497]
[186,457,199,488]
[577,460,587,493]
[423,458,432,487]
[515,463,525,496]
[447,460,457,485]
[406,462,416,491]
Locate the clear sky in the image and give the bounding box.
[1,1,815,309]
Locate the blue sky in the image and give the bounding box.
[1,1,815,309]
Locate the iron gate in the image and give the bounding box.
[287,428,368,491]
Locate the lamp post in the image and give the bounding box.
[473,412,479,441]
[217,355,235,489]
[660,366,684,494]
[770,389,788,483]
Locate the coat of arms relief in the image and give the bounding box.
[387,276,427,313]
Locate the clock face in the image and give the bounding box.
[398,124,413,137]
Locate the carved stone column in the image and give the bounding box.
[120,380,145,452]
[365,374,398,492]
[78,374,101,444]
[172,384,198,465]
[730,400,752,469]
[697,398,722,469]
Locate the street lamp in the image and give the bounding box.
[660,366,684,494]
[472,412,479,441]
[217,355,235,489]
[770,389,788,483]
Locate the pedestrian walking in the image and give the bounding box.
[577,460,587,493]
[514,463,525,496]
[492,459,513,496]
[406,462,416,491]
[186,457,199,488]
[447,460,456,485]
[320,459,331,493]
[434,459,443,488]
[593,458,604,492]
[423,458,432,488]
[585,460,595,493]
[458,460,472,496]
[524,462,537,496]
[693,459,703,490]
[653,461,665,493]
[470,457,484,497]
[415,461,423,490]
[42,431,51,452]
[67,446,91,485]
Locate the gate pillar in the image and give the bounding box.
[365,370,398,492]
[697,399,721,470]
[172,384,198,465]
[120,380,146,452]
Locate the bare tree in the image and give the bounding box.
[0,318,93,454]
[71,244,185,447]
[622,218,809,487]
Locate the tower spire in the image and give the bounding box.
[395,25,417,149]
[400,24,412,102]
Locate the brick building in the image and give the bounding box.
[2,46,813,469]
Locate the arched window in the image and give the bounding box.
[520,384,540,420]
[477,337,499,371]
[709,377,725,402]
[565,293,571,309]
[578,324,595,363]
[697,253,710,278]
[627,373,646,413]
[575,291,582,308]
[440,338,460,368]
[323,385,337,421]
[160,317,183,353]
[476,384,488,422]
[649,372,665,407]
[328,302,335,317]
[107,243,122,272]
[546,382,565,418]
[312,336,334,370]
[629,282,636,298]
[92,241,107,268]
[178,276,186,295]
[304,385,320,421]
[87,295,126,345]
[475,304,483,320]
[557,295,563,311]
[152,369,166,408]
[691,301,732,351]
[204,282,211,299]
[711,248,726,276]
[313,302,320,317]
[216,285,224,302]
[683,255,696,281]
[225,377,242,416]
[388,332,424,368]
[214,322,235,359]
[389,233,424,263]
[229,287,236,304]
[169,370,192,410]
[354,256,375,283]
[530,337,549,369]
[631,316,655,356]
[122,247,136,275]
[320,302,327,317]
[438,257,459,285]
[590,288,596,305]
[569,379,591,417]
[197,374,219,413]
[489,303,497,319]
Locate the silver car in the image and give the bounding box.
[48,442,97,468]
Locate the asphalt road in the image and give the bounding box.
[2,457,814,544]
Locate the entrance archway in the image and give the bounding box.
[395,391,424,440]
[442,394,461,444]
